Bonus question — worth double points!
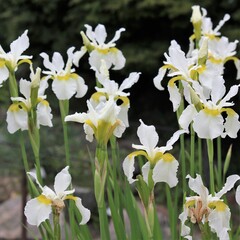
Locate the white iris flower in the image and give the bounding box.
[65,96,126,144]
[24,166,90,226]
[40,47,87,100]
[6,68,53,134]
[123,120,185,186]
[179,81,240,139]
[0,30,32,86]
[179,174,240,240]
[76,24,126,70]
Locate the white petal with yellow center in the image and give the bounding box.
[152,158,179,187]
[24,197,52,226]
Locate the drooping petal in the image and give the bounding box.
[152,157,179,187]
[215,174,240,199]
[208,206,230,240]
[142,162,150,184]
[52,78,77,100]
[0,66,9,84]
[83,124,94,142]
[113,120,126,138]
[6,106,28,134]
[122,155,137,184]
[192,110,224,139]
[24,198,52,226]
[75,197,91,225]
[223,112,240,138]
[137,120,159,154]
[110,50,126,70]
[65,112,88,124]
[75,76,88,98]
[179,104,197,132]
[168,84,182,112]
[179,207,191,238]
[54,166,72,195]
[37,101,53,127]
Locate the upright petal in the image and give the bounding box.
[24,198,52,226]
[54,166,72,195]
[137,120,159,154]
[153,67,167,91]
[186,174,209,199]
[10,30,30,61]
[119,72,140,92]
[215,174,240,199]
[95,24,107,45]
[75,197,91,225]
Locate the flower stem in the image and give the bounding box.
[190,123,195,177]
[207,139,215,195]
[59,100,70,166]
[217,137,222,189]
[94,143,110,240]
[8,70,18,97]
[53,208,61,240]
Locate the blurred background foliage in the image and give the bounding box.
[0,0,240,176]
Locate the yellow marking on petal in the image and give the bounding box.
[189,34,196,41]
[9,103,20,112]
[18,59,32,66]
[196,65,206,74]
[91,92,106,102]
[162,153,175,162]
[85,119,97,133]
[37,195,52,205]
[203,108,221,116]
[128,150,148,161]
[208,56,223,64]
[56,73,78,81]
[152,151,163,164]
[168,76,184,87]
[203,34,220,40]
[224,108,236,117]
[208,201,227,211]
[64,195,77,201]
[117,96,129,106]
[0,59,6,68]
[185,199,196,208]
[39,99,50,106]
[224,56,239,64]
[9,103,28,112]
